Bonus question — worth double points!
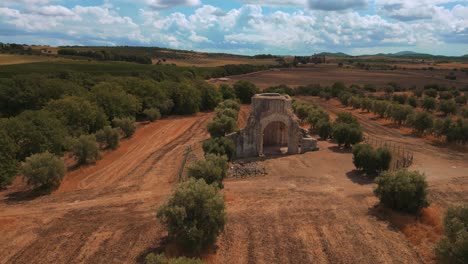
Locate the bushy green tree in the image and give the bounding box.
[157,178,226,253]
[2,110,67,160]
[422,97,436,111]
[197,82,222,111]
[408,96,418,108]
[215,107,238,120]
[171,84,202,115]
[332,123,363,148]
[335,112,359,125]
[207,115,237,138]
[439,100,457,116]
[71,134,100,165]
[446,119,468,144]
[188,154,228,188]
[220,84,237,100]
[352,144,391,176]
[0,131,18,189]
[374,169,429,213]
[96,126,120,150]
[144,108,161,122]
[91,82,141,120]
[407,111,434,135]
[202,137,236,160]
[234,80,258,103]
[112,118,136,138]
[435,205,468,264]
[20,152,66,190]
[46,96,108,136]
[388,104,413,125]
[317,119,332,140]
[425,89,438,98]
[217,99,241,112]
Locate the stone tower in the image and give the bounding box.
[228,93,317,159]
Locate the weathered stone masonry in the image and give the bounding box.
[228,93,317,159]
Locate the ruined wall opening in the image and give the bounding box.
[262,121,288,155]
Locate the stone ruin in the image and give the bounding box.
[228,93,317,159]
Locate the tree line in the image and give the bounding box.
[58,49,153,64]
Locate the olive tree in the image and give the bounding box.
[71,134,100,165]
[157,178,226,253]
[435,205,468,264]
[20,152,66,190]
[188,154,228,188]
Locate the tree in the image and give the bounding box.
[217,99,241,112]
[388,104,413,126]
[46,96,108,136]
[71,134,100,165]
[95,126,120,149]
[2,110,68,160]
[188,154,228,188]
[425,89,438,98]
[408,96,418,108]
[202,137,236,160]
[207,115,237,138]
[332,123,363,148]
[435,205,468,264]
[422,97,436,111]
[157,178,226,253]
[91,82,141,120]
[220,84,236,100]
[171,84,202,115]
[407,111,434,135]
[439,100,457,116]
[317,119,332,140]
[0,131,18,189]
[374,169,429,213]
[352,144,392,176]
[215,107,238,120]
[335,112,359,125]
[234,80,258,104]
[112,118,136,138]
[197,82,222,111]
[143,108,161,122]
[20,152,66,190]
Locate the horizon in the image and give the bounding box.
[1,1,467,56]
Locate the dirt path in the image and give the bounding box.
[211,140,423,264]
[298,96,468,207]
[0,113,213,264]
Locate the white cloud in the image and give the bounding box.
[308,0,368,10]
[146,0,201,10]
[36,5,74,16]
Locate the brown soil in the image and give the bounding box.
[228,64,468,89]
[0,113,213,264]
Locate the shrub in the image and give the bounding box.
[20,152,66,190]
[435,205,468,264]
[188,154,228,188]
[157,178,226,253]
[332,123,363,148]
[439,100,457,116]
[207,115,237,138]
[407,111,434,135]
[112,118,136,138]
[374,169,429,213]
[144,253,203,264]
[0,131,18,189]
[71,134,100,165]
[352,144,392,176]
[144,108,161,122]
[408,96,418,108]
[425,89,438,98]
[422,97,436,111]
[219,84,236,100]
[96,126,120,150]
[455,95,467,105]
[317,119,332,140]
[234,80,258,104]
[202,137,236,160]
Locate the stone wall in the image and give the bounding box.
[229,93,316,158]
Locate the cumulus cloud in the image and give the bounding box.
[239,0,306,6]
[308,0,368,10]
[146,0,201,10]
[36,5,74,16]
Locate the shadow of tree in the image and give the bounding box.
[5,185,53,204]
[346,170,375,185]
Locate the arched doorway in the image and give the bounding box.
[262,121,288,155]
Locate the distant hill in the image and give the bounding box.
[317,52,351,57]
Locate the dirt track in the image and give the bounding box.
[0,113,213,264]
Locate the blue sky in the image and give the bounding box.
[0,0,467,56]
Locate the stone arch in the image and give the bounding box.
[258,113,300,156]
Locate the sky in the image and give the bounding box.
[0,0,467,56]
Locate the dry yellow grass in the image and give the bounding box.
[0,54,64,65]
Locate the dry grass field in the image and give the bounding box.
[0,54,64,65]
[225,64,468,89]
